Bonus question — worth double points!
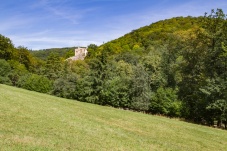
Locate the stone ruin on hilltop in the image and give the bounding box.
[66,47,88,61]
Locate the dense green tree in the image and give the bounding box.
[84,57,106,104]
[200,77,227,126]
[31,47,76,60]
[8,60,28,86]
[0,34,16,60]
[142,46,166,90]
[201,9,227,77]
[52,73,77,99]
[64,49,74,59]
[150,87,181,117]
[87,44,98,58]
[177,27,207,121]
[52,60,90,100]
[101,60,133,108]
[0,59,11,84]
[17,46,34,70]
[206,99,227,129]
[129,64,151,111]
[73,75,94,102]
[18,74,52,93]
[44,52,63,80]
[199,9,227,125]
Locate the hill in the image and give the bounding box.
[87,16,201,57]
[0,84,227,150]
[30,47,76,60]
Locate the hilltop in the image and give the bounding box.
[1,84,227,150]
[87,16,201,57]
[30,47,76,60]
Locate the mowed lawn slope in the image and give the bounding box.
[0,84,227,151]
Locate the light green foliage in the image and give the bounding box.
[87,44,98,58]
[64,49,74,58]
[0,34,16,60]
[70,60,90,77]
[31,47,76,60]
[142,46,167,89]
[86,16,200,57]
[16,46,34,70]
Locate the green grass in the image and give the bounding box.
[0,84,227,151]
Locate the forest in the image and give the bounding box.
[1,9,227,129]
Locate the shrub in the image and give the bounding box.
[18,74,52,93]
[0,59,11,85]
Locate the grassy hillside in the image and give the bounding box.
[0,84,227,151]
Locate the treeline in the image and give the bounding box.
[31,47,76,60]
[1,9,227,129]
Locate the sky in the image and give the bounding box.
[1,0,227,50]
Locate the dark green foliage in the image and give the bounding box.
[206,99,227,128]
[0,59,11,84]
[129,64,151,111]
[52,73,77,99]
[18,74,52,93]
[201,9,227,78]
[43,52,63,80]
[8,60,28,86]
[101,76,130,108]
[101,60,133,108]
[84,58,106,104]
[150,87,181,117]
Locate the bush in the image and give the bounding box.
[149,87,182,117]
[18,74,52,93]
[52,73,77,99]
[0,59,11,85]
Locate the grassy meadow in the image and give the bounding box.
[0,84,227,151]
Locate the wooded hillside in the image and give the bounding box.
[1,9,227,128]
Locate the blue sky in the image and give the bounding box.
[1,0,227,50]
